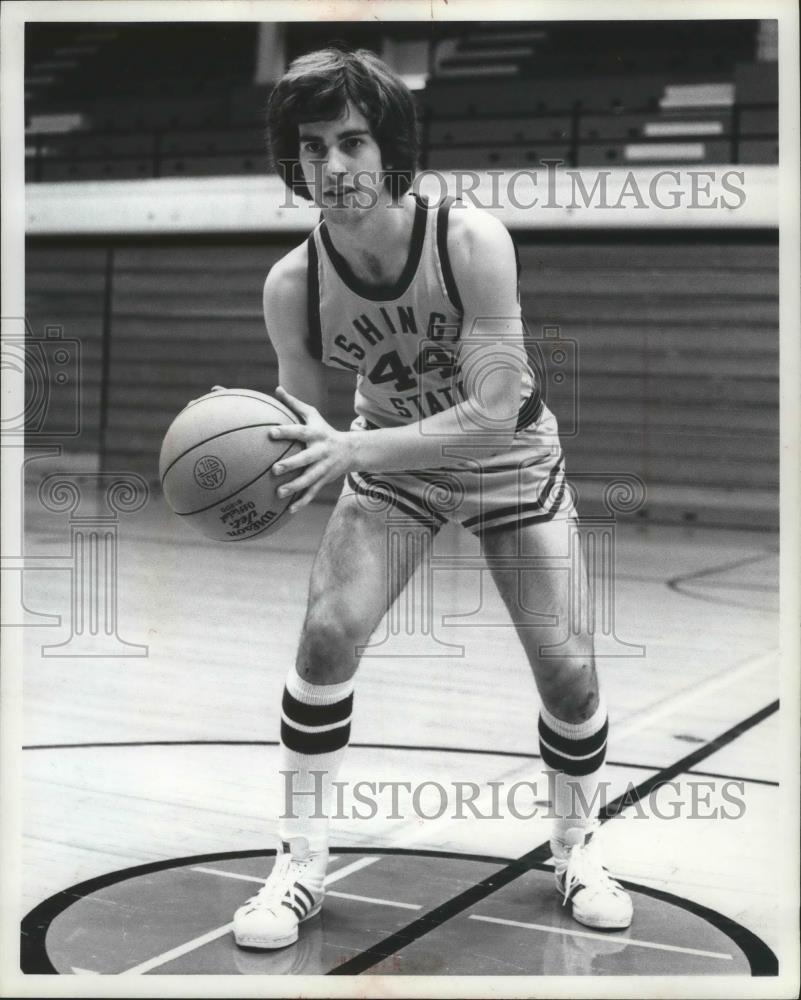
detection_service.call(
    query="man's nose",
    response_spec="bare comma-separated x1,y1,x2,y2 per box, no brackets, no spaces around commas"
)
324,146,348,177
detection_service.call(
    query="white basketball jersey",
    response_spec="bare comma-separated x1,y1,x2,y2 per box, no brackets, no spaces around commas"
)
305,194,548,451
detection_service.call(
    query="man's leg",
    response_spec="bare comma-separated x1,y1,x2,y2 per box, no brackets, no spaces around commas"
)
280,487,429,849
234,487,431,949
480,514,632,930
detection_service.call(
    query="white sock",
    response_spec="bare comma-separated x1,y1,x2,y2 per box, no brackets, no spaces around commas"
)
538,699,609,846
278,667,354,854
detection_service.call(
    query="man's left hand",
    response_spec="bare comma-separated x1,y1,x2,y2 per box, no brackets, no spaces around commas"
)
268,386,356,512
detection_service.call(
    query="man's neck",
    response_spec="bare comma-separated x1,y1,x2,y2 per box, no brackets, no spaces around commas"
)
323,193,416,286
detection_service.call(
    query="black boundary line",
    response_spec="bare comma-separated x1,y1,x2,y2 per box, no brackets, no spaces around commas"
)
666,549,779,613
676,581,778,593
666,549,777,591
20,846,508,975
26,229,779,249
681,769,778,788
20,845,776,977
328,700,780,976
664,588,778,614
19,739,779,787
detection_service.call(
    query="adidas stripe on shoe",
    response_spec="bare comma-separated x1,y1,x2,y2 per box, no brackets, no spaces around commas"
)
552,826,633,931
233,838,327,950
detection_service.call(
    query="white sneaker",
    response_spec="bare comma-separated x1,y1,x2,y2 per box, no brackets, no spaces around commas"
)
233,837,327,950
552,826,633,931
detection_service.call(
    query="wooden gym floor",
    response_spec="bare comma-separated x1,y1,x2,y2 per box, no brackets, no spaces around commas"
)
17,483,783,978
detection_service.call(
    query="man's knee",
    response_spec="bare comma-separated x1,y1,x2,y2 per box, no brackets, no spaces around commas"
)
296,604,365,683
537,657,599,722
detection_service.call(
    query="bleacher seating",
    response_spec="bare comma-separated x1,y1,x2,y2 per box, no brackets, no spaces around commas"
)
24,22,778,181
25,233,778,527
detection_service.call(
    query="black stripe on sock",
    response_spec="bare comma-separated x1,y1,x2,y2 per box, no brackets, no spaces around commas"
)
281,719,351,755
282,688,353,728
539,740,607,777
538,714,609,759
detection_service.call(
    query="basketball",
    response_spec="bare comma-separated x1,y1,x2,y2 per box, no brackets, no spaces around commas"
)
158,388,303,541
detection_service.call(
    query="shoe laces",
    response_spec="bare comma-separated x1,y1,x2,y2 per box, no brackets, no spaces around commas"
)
243,852,311,912
558,835,623,907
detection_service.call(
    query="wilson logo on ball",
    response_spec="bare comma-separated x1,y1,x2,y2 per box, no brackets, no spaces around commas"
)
193,456,226,490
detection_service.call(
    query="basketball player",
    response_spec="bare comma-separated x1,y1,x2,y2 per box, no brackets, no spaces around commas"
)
232,47,632,949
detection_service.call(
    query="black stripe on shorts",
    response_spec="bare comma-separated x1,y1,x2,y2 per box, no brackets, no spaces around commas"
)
515,391,544,431
464,451,566,535
463,477,564,535
475,493,568,537
348,472,444,529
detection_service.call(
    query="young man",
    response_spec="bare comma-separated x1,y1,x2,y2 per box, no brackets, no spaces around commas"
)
232,47,632,950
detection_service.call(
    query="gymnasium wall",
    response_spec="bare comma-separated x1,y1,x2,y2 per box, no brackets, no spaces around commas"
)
21,20,780,530
24,229,779,530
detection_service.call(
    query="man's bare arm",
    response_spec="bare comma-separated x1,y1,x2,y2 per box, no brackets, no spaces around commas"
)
263,244,328,414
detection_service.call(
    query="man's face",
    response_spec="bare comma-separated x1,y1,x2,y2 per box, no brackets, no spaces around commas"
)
298,101,385,211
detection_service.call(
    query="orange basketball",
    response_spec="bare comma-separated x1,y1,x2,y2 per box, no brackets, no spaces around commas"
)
158,388,303,541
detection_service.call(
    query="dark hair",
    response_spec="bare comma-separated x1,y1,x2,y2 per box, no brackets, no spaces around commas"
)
266,46,419,201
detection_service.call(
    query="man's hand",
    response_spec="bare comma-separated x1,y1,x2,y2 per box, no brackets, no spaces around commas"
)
269,386,357,512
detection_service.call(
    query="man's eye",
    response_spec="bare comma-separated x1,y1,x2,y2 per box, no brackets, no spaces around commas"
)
302,142,321,154
344,137,362,149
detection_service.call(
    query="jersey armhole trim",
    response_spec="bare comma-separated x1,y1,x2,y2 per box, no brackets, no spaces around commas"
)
306,232,323,361
512,237,522,304
436,197,464,314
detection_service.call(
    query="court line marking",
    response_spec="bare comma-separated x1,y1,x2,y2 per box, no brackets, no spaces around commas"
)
19,739,780,786
191,866,263,885
325,855,381,885
327,890,420,911
610,648,777,744
666,550,776,589
191,854,375,888
120,923,234,976
119,855,382,975
191,864,421,910
468,913,732,960
666,550,778,611
329,700,780,976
